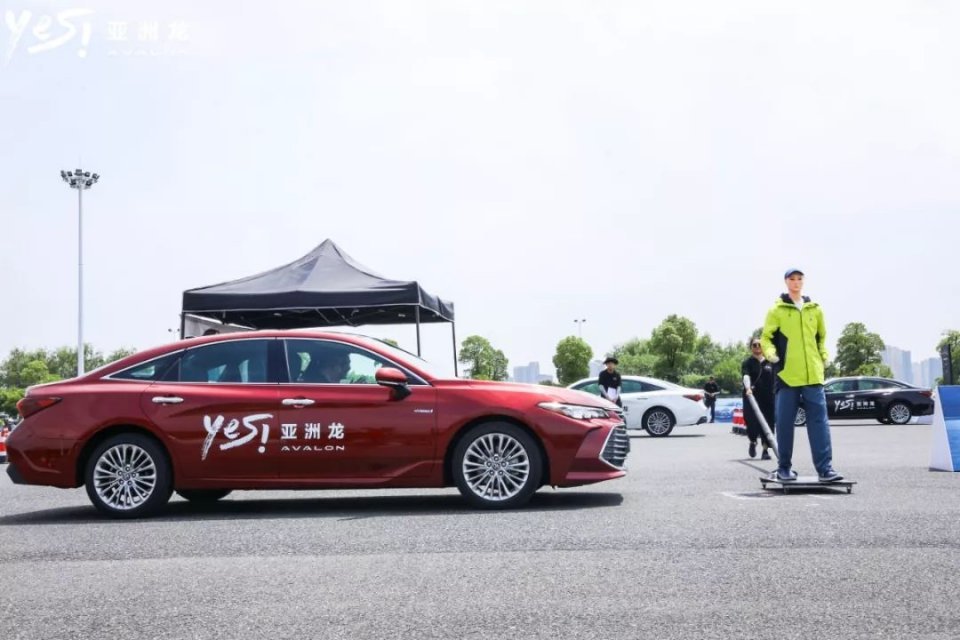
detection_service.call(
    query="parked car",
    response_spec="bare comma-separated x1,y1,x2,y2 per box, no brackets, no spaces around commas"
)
794,376,935,426
7,332,629,518
567,375,709,437
0,423,9,463
713,397,744,423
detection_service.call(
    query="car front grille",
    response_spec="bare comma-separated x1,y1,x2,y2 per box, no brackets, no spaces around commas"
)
600,425,630,469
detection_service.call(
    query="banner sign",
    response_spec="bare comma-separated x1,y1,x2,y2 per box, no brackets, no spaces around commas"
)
941,344,954,386
930,386,960,472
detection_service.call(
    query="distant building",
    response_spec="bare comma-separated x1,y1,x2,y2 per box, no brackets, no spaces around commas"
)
913,357,943,387
513,362,541,384
923,357,943,387
882,346,913,383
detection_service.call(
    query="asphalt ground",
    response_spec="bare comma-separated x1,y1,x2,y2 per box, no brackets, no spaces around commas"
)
1,420,958,640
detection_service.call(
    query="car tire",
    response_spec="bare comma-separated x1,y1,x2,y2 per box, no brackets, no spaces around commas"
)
84,433,172,519
643,408,675,437
453,422,542,509
887,402,912,425
794,407,807,427
176,489,232,503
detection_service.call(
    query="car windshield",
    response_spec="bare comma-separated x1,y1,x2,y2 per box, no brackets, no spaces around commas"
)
365,339,452,379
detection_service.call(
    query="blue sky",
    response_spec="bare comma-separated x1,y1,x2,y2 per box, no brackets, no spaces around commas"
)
2,0,957,377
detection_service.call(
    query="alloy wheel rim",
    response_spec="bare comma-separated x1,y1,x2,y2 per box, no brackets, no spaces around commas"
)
93,444,157,510
890,404,910,424
795,409,806,425
647,412,671,435
462,433,530,501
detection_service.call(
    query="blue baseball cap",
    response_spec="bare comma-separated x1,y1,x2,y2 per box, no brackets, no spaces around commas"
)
784,268,804,278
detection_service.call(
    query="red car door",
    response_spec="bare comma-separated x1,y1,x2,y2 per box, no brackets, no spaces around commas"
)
275,338,437,481
140,338,281,482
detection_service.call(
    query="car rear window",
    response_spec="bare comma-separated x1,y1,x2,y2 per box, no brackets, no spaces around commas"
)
111,352,181,382
180,340,270,384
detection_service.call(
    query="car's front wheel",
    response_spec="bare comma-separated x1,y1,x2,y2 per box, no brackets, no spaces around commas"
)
176,489,232,503
84,433,172,518
453,422,542,509
643,408,675,437
887,402,913,425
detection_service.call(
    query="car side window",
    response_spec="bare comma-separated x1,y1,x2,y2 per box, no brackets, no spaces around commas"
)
859,379,896,391
622,380,646,394
179,340,270,384
824,382,840,393
284,339,398,385
111,352,181,382
576,381,600,395
640,382,664,392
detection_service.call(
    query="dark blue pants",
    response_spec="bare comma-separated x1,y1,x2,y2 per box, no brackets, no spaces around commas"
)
775,384,834,475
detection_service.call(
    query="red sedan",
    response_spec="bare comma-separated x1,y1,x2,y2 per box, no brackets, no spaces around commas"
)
7,331,629,517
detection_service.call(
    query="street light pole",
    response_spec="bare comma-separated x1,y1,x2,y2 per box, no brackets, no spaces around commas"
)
61,169,100,376
574,318,586,338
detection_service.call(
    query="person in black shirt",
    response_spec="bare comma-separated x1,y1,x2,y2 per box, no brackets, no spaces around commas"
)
742,339,776,459
703,376,720,423
598,357,622,407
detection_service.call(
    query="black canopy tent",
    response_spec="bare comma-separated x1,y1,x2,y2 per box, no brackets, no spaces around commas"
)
180,240,457,374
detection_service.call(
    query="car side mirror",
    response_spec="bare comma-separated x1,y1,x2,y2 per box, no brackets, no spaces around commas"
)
375,367,411,400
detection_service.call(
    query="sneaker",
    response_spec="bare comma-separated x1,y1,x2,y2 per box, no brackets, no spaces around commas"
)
760,450,771,461
748,442,757,458
776,468,798,481
819,469,844,483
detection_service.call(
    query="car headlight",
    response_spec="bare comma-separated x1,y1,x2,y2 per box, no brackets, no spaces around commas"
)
538,402,610,420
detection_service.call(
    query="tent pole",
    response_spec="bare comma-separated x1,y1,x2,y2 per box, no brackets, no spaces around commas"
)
451,321,458,377
179,313,186,339
415,306,422,356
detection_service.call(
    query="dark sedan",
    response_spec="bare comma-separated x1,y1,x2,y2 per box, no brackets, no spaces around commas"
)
795,376,935,425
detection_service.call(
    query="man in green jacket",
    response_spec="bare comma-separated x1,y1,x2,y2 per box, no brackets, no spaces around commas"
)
760,268,843,482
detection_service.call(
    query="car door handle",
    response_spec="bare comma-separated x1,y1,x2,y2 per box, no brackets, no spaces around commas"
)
282,398,316,407
151,396,184,405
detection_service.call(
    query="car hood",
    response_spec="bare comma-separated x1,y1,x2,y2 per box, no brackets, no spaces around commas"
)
440,379,617,409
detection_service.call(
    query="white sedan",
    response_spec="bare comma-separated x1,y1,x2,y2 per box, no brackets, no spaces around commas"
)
567,375,710,437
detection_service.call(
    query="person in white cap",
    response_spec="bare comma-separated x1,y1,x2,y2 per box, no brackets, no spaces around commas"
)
759,268,843,482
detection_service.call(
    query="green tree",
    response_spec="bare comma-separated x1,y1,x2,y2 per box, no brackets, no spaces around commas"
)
648,315,698,382
0,348,49,387
553,336,593,386
19,360,59,387
834,322,886,376
853,362,894,377
689,334,723,376
713,356,745,393
0,387,24,417
458,335,509,381
0,346,137,417
489,350,508,382
936,330,960,386
610,338,657,376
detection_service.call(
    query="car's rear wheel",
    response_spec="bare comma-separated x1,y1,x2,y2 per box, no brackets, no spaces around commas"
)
176,489,232,503
887,402,912,425
84,433,172,519
643,408,675,437
453,422,542,509
794,407,807,426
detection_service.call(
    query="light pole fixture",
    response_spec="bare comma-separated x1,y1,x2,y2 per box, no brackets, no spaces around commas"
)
61,168,100,376
574,318,586,338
